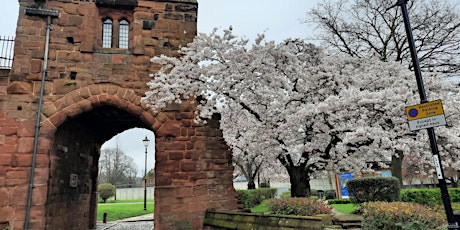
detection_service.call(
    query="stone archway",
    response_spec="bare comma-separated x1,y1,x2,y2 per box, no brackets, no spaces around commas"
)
38,85,238,229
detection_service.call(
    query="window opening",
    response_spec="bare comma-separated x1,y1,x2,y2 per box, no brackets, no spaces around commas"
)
102,18,113,48
119,19,129,49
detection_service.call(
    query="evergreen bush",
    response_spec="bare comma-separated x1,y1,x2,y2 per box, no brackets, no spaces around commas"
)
98,183,116,203
327,199,353,204
346,176,400,204
236,188,277,208
400,188,460,206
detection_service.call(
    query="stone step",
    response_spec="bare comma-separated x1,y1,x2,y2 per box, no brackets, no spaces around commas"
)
341,222,362,229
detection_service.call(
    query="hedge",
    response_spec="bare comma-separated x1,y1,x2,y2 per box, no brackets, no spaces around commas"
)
346,176,400,204
236,188,277,208
400,188,460,206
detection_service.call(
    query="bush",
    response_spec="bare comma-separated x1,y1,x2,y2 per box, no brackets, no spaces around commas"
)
324,190,337,199
400,188,460,206
236,188,277,208
450,188,460,202
98,183,116,203
346,176,400,204
266,198,332,216
327,199,353,204
279,189,336,199
361,201,445,230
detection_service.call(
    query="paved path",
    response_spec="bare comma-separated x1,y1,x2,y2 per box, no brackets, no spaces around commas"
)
95,214,153,230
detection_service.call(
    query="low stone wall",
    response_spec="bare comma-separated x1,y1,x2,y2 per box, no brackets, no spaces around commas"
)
203,210,332,230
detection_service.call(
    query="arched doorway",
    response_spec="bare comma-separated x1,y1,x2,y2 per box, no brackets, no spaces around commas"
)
39,86,237,229
46,105,151,229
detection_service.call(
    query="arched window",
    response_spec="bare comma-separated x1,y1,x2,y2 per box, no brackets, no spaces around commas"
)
102,18,113,48
119,19,129,49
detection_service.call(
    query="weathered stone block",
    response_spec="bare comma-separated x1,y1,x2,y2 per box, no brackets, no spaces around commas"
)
67,15,83,27
157,121,181,137
6,82,32,95
180,162,196,172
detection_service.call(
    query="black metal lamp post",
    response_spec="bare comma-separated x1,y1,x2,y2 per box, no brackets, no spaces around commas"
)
142,136,150,211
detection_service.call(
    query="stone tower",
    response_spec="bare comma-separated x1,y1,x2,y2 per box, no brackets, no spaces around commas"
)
0,0,238,229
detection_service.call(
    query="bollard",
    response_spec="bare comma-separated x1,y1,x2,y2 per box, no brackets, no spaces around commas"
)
103,213,107,223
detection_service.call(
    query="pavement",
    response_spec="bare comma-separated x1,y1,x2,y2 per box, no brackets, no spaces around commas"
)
95,214,154,230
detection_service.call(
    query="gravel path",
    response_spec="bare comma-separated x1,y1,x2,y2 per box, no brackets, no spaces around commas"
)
96,221,153,230
95,214,153,230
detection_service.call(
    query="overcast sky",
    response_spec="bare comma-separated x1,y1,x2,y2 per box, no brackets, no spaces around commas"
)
0,0,319,176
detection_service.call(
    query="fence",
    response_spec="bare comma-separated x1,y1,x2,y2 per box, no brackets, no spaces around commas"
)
0,36,14,69
110,186,155,201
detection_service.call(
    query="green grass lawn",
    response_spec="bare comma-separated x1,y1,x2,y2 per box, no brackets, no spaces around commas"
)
250,201,270,213
98,199,154,203
97,202,154,221
330,203,358,214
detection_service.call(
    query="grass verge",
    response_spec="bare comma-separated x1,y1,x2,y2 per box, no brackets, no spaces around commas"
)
250,201,270,213
330,203,358,214
97,203,154,221
98,199,154,203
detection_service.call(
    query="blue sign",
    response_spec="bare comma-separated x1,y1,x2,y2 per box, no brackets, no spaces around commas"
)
339,172,354,198
380,171,392,177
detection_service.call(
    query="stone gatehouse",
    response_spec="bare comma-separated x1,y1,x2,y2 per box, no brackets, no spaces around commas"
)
0,0,238,229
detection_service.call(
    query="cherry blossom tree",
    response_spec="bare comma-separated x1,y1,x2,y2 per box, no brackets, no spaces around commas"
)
220,107,271,189
307,0,460,74
143,28,460,197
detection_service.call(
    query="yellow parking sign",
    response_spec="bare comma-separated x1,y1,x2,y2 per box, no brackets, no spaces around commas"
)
405,100,444,121
405,100,446,131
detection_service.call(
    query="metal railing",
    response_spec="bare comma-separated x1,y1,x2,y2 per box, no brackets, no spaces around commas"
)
0,36,14,69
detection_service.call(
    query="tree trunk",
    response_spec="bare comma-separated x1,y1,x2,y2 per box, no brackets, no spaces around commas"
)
391,150,404,187
288,165,311,197
247,180,256,189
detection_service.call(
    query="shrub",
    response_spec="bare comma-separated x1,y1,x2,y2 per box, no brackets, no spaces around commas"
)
325,190,337,199
327,199,353,204
98,183,116,203
400,188,460,206
266,197,332,216
361,201,445,230
236,188,277,208
311,189,337,199
279,189,336,199
346,176,400,204
449,188,460,202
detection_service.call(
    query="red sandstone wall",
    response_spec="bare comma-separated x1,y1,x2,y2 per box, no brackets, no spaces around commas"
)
0,0,238,229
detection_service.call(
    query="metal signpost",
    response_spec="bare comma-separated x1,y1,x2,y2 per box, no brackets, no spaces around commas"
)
392,0,459,228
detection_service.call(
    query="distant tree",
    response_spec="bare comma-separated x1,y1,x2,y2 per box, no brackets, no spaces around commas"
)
307,0,460,74
99,147,138,186
144,168,155,187
402,153,428,186
98,183,115,203
221,107,273,189
444,169,459,188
